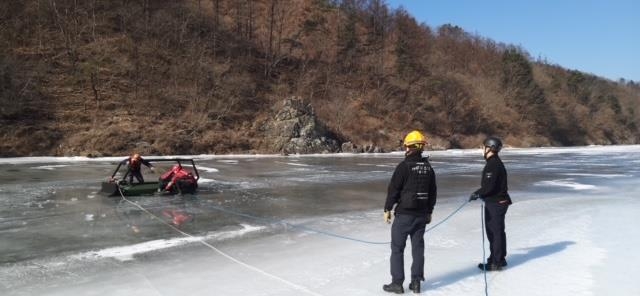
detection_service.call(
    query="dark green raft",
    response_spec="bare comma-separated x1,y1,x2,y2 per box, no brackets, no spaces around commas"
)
100,158,200,197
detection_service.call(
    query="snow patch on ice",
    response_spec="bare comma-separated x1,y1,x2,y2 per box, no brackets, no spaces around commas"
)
71,224,265,262
197,177,216,183
535,179,596,190
561,173,630,178
30,164,70,170
278,161,311,167
197,166,220,173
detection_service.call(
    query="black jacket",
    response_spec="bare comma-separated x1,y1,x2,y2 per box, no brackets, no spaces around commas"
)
120,157,153,172
474,154,512,204
385,153,437,216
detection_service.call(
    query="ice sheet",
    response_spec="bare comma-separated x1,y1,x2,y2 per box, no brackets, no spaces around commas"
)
1,145,639,295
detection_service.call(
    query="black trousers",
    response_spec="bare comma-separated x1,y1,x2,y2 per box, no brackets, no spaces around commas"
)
128,169,144,184
484,201,509,264
390,214,428,284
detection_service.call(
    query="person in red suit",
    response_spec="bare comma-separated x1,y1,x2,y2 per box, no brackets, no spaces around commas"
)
159,164,197,193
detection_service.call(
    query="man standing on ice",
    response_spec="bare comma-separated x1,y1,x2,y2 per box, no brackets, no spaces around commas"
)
120,153,154,184
383,130,437,294
469,136,512,271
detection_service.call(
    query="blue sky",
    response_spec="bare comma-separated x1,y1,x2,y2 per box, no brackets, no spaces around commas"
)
385,0,640,82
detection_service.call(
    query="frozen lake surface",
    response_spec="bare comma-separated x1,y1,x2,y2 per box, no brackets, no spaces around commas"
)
1,146,639,295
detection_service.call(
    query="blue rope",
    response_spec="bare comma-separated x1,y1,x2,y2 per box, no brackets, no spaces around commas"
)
202,199,490,294
425,200,468,233
204,199,469,245
205,203,390,244
481,202,489,296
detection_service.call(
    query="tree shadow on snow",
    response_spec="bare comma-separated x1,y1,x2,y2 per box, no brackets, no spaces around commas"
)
425,241,576,290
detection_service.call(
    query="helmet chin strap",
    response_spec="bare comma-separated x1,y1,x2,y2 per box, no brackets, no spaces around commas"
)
405,147,421,156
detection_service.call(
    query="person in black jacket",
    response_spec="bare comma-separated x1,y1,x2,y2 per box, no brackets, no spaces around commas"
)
120,153,154,184
469,136,512,271
383,130,437,294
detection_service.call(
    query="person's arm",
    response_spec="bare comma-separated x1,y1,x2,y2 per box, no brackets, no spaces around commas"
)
426,170,437,214
141,158,153,169
160,170,174,182
384,163,406,212
165,174,179,191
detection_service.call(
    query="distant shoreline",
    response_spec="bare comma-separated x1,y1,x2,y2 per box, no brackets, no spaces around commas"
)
3,144,640,164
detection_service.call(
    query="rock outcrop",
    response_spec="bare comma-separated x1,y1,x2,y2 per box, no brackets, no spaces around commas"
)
263,98,340,154
340,141,361,153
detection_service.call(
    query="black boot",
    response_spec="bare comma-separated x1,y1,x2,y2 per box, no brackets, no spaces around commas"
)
477,263,502,271
383,282,404,294
487,258,508,267
409,279,421,293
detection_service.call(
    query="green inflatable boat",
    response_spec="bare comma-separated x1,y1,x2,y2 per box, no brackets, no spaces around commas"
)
100,158,200,197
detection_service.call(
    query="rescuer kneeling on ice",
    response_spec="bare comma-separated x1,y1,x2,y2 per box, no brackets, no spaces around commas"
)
383,130,437,294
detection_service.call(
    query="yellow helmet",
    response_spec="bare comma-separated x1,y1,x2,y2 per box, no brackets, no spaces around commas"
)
403,130,427,147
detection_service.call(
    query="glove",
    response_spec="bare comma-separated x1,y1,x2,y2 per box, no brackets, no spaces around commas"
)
469,192,480,202
426,214,432,224
383,210,392,224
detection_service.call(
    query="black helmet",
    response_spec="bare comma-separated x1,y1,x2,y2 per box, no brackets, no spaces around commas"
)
483,136,503,153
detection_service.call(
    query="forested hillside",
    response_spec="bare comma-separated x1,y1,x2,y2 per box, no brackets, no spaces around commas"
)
1,0,639,156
